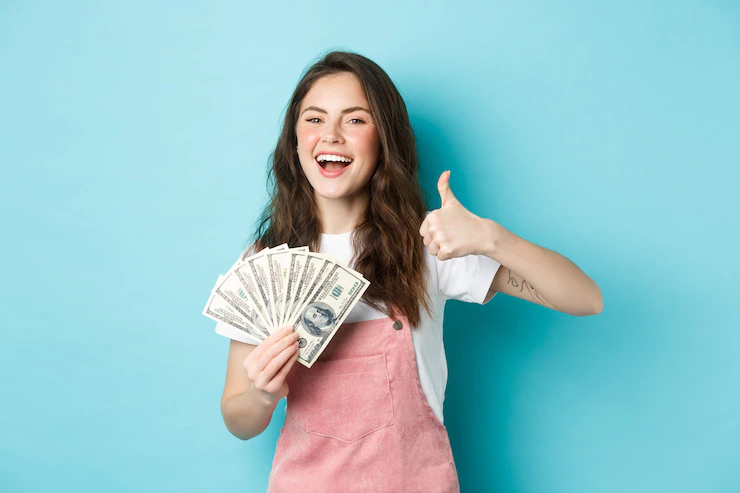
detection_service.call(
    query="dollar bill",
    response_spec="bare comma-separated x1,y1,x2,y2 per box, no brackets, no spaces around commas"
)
214,268,271,338
282,252,364,328
266,247,308,331
280,251,308,328
202,277,264,340
284,253,331,328
206,244,370,363
290,262,370,367
227,245,275,273
229,245,288,334
245,252,278,332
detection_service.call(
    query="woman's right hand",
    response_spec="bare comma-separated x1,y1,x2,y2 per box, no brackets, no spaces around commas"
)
242,326,300,407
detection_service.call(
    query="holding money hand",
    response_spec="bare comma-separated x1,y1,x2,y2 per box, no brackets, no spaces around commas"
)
243,326,300,407
203,244,370,367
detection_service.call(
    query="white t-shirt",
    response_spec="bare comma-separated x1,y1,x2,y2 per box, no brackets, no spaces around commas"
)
215,231,501,424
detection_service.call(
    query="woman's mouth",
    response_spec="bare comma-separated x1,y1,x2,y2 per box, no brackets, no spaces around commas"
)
316,154,353,178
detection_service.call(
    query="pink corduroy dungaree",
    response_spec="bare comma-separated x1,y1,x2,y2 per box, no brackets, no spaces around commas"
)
267,315,460,493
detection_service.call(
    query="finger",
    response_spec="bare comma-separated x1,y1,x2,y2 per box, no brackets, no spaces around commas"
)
248,326,295,363
256,330,299,371
257,339,299,388
419,216,429,238
428,240,440,256
246,328,296,377
437,245,451,261
437,170,457,207
421,232,432,246
267,348,300,391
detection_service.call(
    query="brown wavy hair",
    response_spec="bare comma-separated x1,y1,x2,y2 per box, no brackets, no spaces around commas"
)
252,50,431,328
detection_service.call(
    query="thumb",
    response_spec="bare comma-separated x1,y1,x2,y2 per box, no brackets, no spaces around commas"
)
437,170,458,207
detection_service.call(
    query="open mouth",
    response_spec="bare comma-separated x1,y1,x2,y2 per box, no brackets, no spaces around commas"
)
316,154,353,171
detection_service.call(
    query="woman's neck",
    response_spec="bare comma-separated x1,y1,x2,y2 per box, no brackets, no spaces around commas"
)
314,191,368,235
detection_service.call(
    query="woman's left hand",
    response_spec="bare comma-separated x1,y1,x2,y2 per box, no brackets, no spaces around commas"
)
419,171,498,261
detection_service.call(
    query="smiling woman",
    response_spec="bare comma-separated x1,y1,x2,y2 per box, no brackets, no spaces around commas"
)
296,73,380,204
215,50,602,493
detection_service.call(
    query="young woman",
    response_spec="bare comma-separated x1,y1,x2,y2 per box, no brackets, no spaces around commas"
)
217,51,603,493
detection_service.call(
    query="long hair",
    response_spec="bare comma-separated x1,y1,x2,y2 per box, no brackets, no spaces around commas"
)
253,50,431,328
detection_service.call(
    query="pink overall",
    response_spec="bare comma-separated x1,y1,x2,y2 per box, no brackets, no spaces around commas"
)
267,316,460,493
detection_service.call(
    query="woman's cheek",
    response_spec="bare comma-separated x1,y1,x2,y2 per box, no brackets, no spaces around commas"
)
296,125,319,147
357,127,380,154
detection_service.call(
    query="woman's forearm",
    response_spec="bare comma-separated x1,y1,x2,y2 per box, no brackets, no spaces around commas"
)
221,383,279,441
484,220,603,315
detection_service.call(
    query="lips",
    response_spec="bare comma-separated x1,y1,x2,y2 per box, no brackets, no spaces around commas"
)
317,159,349,171
316,158,350,178
315,155,352,178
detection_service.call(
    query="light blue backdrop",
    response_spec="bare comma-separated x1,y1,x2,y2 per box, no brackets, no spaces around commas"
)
1,1,738,492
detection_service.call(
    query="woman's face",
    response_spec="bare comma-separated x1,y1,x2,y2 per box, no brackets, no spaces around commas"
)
295,72,381,202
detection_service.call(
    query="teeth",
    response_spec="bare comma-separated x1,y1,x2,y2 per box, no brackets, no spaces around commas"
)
316,154,353,163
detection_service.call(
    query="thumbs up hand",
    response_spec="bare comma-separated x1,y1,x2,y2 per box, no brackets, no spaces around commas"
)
419,171,495,261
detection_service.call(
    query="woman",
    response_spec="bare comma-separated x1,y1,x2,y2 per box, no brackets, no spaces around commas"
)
217,51,603,493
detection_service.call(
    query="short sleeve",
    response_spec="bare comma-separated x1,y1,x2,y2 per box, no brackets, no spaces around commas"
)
435,253,501,304
214,321,260,345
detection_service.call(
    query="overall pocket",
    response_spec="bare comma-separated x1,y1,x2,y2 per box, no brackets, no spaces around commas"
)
295,353,394,443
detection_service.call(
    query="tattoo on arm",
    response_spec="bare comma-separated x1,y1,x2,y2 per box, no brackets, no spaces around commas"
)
507,269,548,306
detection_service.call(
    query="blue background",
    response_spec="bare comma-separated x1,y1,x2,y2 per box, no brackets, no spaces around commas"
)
1,1,738,492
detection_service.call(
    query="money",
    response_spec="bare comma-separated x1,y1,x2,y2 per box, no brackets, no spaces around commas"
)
290,263,369,367
285,254,331,329
266,248,309,329
202,276,264,340
203,245,370,367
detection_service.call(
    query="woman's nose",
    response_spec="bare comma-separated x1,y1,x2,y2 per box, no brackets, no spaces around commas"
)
321,121,344,143
322,133,342,144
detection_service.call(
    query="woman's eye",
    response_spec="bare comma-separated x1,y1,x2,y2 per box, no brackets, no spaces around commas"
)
305,117,364,124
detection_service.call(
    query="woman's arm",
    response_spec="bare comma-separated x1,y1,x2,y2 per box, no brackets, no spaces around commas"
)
419,171,603,317
481,222,603,316
221,329,300,440
221,341,275,440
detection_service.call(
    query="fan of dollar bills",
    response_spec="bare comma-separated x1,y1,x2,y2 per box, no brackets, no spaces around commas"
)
203,244,370,368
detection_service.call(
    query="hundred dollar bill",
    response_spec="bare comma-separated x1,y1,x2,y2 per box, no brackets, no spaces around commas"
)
291,262,370,367
282,252,312,327
266,247,309,331
245,251,278,332
284,253,331,329
288,250,363,323
214,269,271,338
214,317,261,345
227,245,275,273
203,277,264,340
310,252,350,269
230,244,289,334
288,254,333,324
280,251,308,328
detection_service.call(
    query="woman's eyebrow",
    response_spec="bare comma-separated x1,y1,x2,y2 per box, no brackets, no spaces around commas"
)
301,106,370,115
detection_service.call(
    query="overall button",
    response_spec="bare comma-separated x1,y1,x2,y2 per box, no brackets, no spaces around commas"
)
392,320,403,331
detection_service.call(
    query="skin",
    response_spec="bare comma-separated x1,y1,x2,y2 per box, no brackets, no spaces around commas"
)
419,171,604,316
295,72,381,234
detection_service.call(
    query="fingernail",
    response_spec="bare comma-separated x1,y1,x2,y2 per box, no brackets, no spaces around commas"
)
284,326,293,334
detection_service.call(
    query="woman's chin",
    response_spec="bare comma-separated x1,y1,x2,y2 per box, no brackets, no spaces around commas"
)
314,185,364,202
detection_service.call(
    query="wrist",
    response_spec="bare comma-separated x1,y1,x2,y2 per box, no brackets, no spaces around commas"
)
247,382,280,410
480,218,504,258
